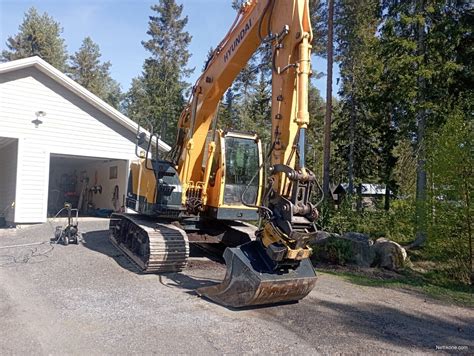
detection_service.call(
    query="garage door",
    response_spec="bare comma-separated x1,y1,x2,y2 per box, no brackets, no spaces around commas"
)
0,137,18,223
48,154,128,217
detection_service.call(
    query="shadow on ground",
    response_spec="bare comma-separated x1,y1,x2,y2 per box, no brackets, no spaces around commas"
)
163,272,219,291
259,296,474,352
81,229,222,292
81,230,140,273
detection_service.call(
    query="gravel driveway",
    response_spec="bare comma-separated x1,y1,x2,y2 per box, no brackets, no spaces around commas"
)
0,219,472,355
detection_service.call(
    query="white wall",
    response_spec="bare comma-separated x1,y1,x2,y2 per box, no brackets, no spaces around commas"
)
15,138,49,222
0,67,140,222
0,140,18,222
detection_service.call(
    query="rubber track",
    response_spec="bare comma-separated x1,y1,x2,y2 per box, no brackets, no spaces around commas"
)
109,214,189,273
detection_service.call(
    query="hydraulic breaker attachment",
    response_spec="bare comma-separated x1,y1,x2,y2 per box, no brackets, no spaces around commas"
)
197,241,317,308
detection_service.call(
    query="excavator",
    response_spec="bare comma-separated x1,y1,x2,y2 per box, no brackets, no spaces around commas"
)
109,0,320,308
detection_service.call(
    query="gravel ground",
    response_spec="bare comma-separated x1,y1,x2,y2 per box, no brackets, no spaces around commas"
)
0,218,472,355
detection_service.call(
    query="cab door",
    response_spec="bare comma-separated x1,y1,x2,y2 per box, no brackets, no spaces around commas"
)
206,131,263,220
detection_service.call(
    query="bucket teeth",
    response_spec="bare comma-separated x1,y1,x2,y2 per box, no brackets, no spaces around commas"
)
197,241,317,308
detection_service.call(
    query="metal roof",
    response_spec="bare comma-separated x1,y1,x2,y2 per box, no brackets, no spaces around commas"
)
335,183,390,196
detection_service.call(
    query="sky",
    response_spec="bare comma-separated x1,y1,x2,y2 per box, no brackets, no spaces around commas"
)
0,0,339,99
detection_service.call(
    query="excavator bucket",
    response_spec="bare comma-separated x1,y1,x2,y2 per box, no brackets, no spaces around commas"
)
197,241,317,308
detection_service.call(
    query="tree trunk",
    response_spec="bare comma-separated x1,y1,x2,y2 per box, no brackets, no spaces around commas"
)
384,184,391,211
463,171,473,283
356,182,363,212
384,110,393,211
348,93,356,195
414,111,427,246
409,0,427,249
323,0,334,201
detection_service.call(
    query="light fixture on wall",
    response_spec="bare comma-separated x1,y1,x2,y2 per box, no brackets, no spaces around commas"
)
32,111,46,128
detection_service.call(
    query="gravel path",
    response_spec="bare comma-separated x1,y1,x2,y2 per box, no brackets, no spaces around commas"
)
0,219,472,355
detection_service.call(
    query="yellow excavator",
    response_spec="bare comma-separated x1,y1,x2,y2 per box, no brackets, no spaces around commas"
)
109,0,319,308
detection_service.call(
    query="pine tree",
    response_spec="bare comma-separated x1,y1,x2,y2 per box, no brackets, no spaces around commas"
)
310,0,328,56
202,46,215,72
246,71,271,146
234,59,258,99
322,0,334,200
231,0,244,11
426,108,473,283
377,0,470,246
1,7,68,71
123,77,148,125
306,83,326,182
126,0,193,144
333,0,382,199
69,37,122,109
228,0,328,154
229,56,259,133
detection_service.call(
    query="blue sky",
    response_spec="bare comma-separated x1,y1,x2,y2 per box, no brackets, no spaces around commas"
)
0,0,339,99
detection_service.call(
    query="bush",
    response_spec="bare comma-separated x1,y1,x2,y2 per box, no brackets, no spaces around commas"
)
425,112,473,284
318,198,415,244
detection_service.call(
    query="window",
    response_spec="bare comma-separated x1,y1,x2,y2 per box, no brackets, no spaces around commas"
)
224,136,259,205
109,166,118,179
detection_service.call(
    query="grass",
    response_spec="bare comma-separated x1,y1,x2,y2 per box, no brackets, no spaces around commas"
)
317,266,474,307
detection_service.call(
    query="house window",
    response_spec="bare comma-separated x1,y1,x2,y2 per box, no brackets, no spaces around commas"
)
109,166,118,179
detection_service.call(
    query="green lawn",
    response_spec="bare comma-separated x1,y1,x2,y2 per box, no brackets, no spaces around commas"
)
318,267,474,307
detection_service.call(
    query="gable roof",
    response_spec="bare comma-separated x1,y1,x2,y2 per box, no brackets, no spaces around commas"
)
0,56,170,152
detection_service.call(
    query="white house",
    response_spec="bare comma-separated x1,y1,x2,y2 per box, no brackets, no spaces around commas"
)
0,56,169,224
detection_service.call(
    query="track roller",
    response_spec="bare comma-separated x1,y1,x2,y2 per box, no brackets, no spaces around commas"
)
109,213,189,273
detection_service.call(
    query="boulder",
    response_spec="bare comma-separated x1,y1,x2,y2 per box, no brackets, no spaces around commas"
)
311,232,407,270
372,237,407,270
341,232,375,267
310,230,335,243
311,231,375,267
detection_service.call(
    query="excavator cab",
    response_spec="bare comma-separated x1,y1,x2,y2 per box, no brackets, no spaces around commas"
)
205,130,263,221
223,134,260,206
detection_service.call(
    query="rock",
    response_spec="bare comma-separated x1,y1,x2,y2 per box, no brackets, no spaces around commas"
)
341,232,375,267
310,232,407,270
310,230,336,243
311,231,375,267
343,232,373,244
372,238,407,270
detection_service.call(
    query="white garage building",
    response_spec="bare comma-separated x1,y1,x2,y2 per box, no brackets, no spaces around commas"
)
0,56,168,224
